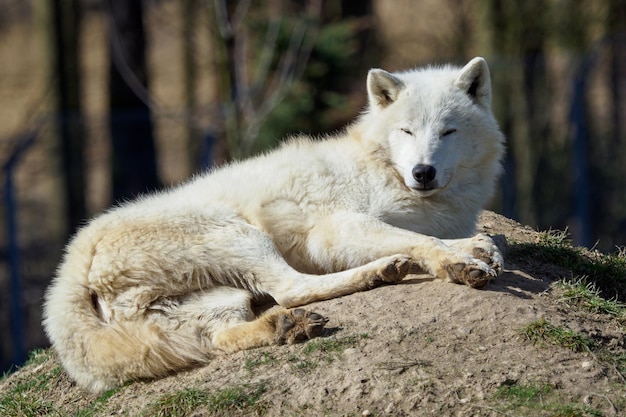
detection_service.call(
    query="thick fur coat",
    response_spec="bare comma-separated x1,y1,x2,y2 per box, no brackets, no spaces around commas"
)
44,57,505,392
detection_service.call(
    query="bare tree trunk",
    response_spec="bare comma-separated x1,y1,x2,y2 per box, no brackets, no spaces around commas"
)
182,0,202,172
481,0,553,230
108,0,160,202
480,0,517,220
208,0,239,162
607,0,626,247
50,0,86,236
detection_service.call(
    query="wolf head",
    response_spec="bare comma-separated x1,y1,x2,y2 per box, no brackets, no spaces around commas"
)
361,57,504,203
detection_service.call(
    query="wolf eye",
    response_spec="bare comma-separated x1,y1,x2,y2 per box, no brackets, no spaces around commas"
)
442,128,457,137
400,128,413,135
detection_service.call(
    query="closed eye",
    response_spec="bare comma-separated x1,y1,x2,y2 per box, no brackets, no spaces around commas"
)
442,128,457,137
400,128,413,135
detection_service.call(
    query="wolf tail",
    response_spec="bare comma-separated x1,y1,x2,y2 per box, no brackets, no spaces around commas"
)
42,225,208,393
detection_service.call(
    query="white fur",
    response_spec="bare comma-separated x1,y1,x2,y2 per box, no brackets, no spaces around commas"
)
44,57,505,392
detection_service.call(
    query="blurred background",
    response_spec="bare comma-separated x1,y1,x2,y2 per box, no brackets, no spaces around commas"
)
0,0,624,373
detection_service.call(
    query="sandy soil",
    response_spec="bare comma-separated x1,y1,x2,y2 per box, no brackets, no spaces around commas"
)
1,211,624,417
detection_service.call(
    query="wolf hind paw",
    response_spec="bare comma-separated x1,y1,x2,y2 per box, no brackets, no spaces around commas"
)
274,308,328,345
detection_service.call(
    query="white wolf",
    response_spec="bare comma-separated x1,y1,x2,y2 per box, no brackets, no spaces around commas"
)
44,57,505,393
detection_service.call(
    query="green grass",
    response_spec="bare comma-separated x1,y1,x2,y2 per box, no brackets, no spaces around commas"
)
0,396,61,417
492,380,605,416
494,380,552,406
73,388,120,417
302,333,368,355
286,333,369,373
0,350,65,417
1,349,53,381
522,318,597,352
142,388,210,417
288,355,318,372
551,404,605,417
509,229,626,301
522,315,626,392
555,278,626,319
24,349,51,368
244,352,277,372
141,383,267,417
0,347,123,417
207,383,267,414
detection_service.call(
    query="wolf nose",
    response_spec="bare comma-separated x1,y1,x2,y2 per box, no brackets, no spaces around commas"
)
412,164,436,186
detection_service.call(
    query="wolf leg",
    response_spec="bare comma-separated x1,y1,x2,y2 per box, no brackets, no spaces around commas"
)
267,254,412,307
99,214,412,313
152,287,328,354
126,214,413,307
301,212,501,288
212,307,328,353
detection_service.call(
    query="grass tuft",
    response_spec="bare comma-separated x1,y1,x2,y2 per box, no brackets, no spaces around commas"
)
556,277,626,319
492,380,605,416
141,382,267,417
74,388,120,417
24,349,52,368
509,229,626,301
303,333,368,355
522,318,596,352
207,383,267,414
142,388,209,417
244,352,277,372
494,380,552,406
0,351,64,417
287,334,368,373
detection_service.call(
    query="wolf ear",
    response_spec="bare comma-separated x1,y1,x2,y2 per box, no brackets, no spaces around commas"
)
367,69,405,110
455,57,492,109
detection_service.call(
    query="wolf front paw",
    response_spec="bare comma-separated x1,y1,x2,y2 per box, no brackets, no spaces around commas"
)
274,308,328,345
445,259,497,289
443,234,504,287
468,234,504,276
471,246,503,277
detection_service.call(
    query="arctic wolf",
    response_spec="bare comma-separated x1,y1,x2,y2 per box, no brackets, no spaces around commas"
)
44,57,505,392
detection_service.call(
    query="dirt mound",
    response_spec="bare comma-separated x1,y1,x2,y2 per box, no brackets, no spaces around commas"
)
1,211,624,416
